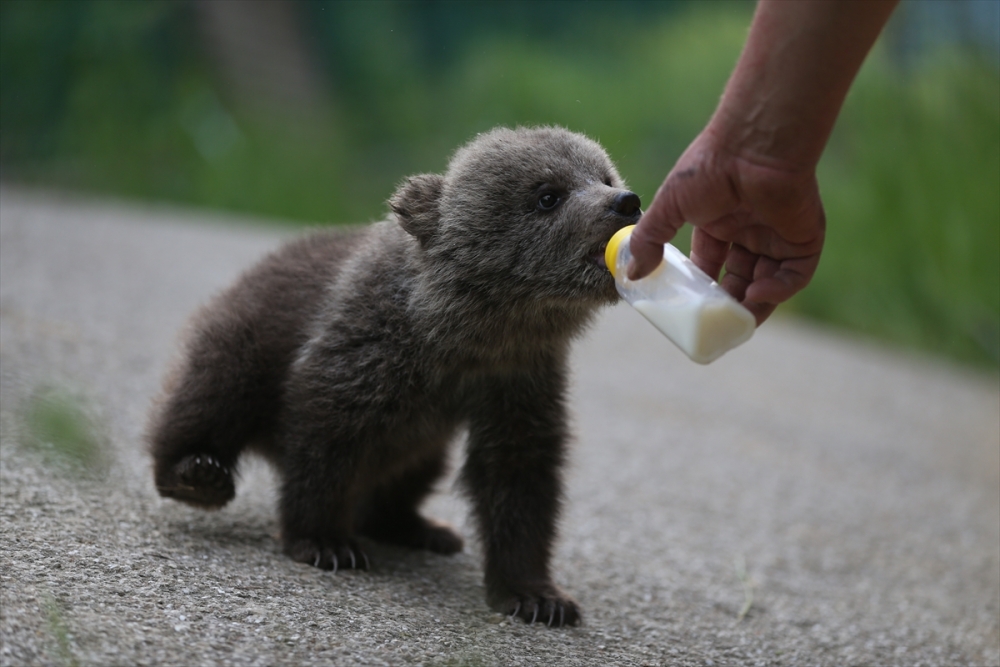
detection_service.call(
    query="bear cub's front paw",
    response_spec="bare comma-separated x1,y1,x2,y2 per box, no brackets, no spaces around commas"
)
286,537,370,573
493,585,581,627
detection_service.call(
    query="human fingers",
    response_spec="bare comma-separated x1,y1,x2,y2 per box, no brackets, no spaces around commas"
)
731,251,819,325
740,300,778,325
720,243,759,297
744,252,820,305
741,253,782,325
689,226,730,282
716,246,788,325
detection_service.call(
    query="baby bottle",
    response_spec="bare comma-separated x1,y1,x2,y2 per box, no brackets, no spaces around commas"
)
604,225,755,364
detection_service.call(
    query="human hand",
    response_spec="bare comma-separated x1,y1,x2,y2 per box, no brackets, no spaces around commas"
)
625,0,897,326
627,130,826,325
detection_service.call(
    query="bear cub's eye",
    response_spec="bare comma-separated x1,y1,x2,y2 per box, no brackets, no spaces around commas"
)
537,192,561,211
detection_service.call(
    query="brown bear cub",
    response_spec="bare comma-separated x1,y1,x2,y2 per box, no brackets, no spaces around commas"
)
148,126,641,627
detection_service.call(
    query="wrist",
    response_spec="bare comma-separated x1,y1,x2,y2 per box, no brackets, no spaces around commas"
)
702,9,832,172
705,0,899,172
701,108,819,177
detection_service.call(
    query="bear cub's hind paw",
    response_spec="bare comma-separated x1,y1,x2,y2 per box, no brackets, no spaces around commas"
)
360,514,463,555
416,519,464,555
286,537,370,573
156,454,235,509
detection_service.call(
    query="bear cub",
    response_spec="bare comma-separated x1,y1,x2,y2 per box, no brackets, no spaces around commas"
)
148,126,641,627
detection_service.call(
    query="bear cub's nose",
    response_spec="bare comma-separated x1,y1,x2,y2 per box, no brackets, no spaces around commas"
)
611,191,641,218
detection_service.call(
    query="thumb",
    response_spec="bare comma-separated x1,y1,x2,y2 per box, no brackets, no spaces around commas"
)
627,178,685,280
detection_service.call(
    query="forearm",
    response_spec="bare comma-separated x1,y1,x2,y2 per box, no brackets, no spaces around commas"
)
709,0,899,170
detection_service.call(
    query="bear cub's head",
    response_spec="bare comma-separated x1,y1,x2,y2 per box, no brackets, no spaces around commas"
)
389,126,640,307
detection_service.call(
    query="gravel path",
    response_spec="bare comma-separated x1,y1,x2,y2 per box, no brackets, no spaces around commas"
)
1,188,997,667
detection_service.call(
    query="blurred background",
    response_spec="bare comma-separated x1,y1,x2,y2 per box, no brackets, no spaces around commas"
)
1,0,998,370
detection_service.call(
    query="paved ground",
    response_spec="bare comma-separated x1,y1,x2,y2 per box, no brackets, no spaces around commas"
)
1,188,997,667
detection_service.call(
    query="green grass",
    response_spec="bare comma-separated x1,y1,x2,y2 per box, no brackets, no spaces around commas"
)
43,594,79,667
22,386,108,475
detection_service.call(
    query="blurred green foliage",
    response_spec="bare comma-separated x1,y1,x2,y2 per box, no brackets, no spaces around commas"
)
808,49,1000,368
22,386,108,475
1,0,997,369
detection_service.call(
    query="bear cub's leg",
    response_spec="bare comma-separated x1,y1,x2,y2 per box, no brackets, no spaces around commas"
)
149,364,254,510
278,435,369,571
149,292,288,510
462,365,581,627
279,423,462,572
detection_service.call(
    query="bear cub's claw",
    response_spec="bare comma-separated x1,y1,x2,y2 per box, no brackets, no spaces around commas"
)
498,587,581,627
156,454,235,509
286,537,370,573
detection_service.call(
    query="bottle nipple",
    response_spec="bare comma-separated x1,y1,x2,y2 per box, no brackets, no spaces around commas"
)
604,225,635,280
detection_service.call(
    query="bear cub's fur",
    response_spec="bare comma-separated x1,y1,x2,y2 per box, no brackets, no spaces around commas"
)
148,126,641,626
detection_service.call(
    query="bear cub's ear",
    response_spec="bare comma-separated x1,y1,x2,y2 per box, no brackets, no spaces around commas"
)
390,174,444,247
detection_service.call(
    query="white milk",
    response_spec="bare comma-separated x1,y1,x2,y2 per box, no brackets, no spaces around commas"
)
632,298,755,364
604,225,757,364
